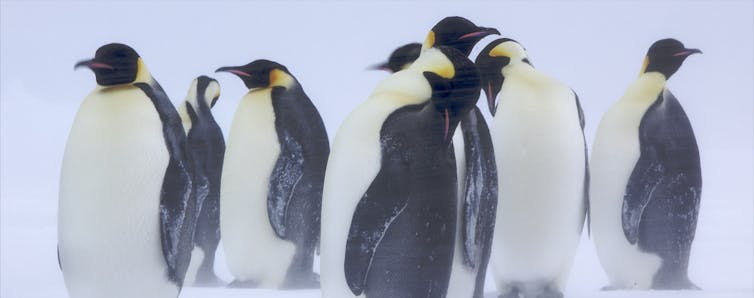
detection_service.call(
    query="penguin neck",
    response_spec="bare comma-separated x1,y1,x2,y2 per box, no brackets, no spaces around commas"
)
502,62,551,87
178,101,193,134
417,103,459,148
621,72,667,105
371,70,432,104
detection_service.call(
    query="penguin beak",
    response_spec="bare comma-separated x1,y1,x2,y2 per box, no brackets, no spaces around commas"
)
458,27,500,41
673,48,703,57
74,59,113,71
367,62,391,72
486,82,497,117
443,108,450,142
215,66,251,77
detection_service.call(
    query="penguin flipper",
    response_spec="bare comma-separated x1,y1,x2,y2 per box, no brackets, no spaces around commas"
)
574,90,590,236
135,82,197,286
267,130,305,239
57,245,62,270
622,151,663,245
459,107,498,269
344,156,410,296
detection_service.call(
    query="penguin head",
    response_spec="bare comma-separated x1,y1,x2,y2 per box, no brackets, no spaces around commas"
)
185,75,221,111
475,38,530,116
370,43,422,73
641,38,701,79
422,16,500,57
216,59,295,90
422,46,481,143
75,43,149,86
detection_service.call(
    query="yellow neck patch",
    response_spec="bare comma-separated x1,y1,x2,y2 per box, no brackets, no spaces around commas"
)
489,44,510,58
270,68,295,88
639,56,649,76
134,58,152,83
422,31,435,51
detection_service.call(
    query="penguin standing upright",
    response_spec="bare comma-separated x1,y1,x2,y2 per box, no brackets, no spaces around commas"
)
590,38,702,290
216,60,329,289
344,45,482,298
371,39,498,298
476,38,589,298
178,76,225,286
59,43,197,298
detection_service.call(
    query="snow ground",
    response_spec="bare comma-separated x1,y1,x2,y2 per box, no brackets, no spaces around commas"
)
1,1,753,298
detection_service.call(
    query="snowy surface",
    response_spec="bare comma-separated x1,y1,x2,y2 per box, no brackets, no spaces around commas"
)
1,1,752,298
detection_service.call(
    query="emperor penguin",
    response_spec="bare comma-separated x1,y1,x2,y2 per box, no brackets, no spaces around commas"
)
178,76,226,286
476,38,589,298
59,43,197,298
344,45,482,298
370,39,498,298
215,59,329,289
590,38,702,290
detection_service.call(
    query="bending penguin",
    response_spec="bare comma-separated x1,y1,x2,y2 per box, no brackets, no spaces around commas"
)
370,38,498,298
345,45,481,298
178,76,226,286
590,38,702,290
60,43,197,298
216,59,329,289
476,38,589,298
369,43,421,72
320,16,498,298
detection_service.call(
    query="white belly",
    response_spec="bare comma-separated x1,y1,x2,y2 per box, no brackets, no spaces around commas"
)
490,81,586,290
590,99,662,289
58,87,178,298
220,89,295,288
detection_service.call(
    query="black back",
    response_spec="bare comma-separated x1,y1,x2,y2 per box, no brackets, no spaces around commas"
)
266,80,330,287
622,89,702,289
134,81,197,288
345,103,459,298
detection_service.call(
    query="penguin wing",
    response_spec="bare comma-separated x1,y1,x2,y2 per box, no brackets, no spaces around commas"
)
344,153,410,296
135,82,196,286
267,86,329,242
267,129,305,239
459,107,498,269
574,90,590,236
622,89,702,245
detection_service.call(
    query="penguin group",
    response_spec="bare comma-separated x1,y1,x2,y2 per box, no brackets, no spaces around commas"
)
58,15,703,298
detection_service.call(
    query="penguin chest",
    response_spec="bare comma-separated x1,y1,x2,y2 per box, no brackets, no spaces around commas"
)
220,89,295,286
58,87,176,297
590,99,662,288
490,80,586,284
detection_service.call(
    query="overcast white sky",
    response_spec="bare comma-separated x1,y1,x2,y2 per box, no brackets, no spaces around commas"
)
1,0,752,297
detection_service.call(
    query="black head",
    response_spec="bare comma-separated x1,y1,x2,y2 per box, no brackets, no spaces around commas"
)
370,43,422,73
642,38,701,79
423,46,481,143
216,59,293,90
423,16,500,57
475,38,528,116
74,43,142,86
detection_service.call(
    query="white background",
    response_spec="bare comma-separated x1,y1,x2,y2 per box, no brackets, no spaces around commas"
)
1,1,752,297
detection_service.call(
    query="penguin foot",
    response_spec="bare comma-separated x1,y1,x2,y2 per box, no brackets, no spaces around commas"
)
192,273,225,287
282,272,320,289
535,289,563,298
600,285,620,291
227,279,259,288
653,278,701,290
498,287,521,298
